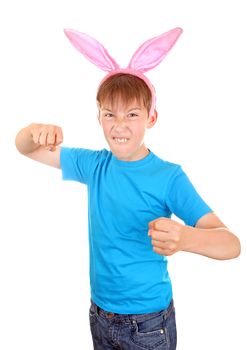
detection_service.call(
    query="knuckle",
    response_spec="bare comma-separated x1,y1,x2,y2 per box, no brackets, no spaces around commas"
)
32,134,39,143
57,135,63,143
173,234,180,243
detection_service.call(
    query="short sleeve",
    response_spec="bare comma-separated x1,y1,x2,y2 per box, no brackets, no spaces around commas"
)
166,166,213,226
60,147,101,184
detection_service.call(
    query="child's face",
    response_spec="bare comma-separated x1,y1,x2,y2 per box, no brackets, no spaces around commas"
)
98,99,157,161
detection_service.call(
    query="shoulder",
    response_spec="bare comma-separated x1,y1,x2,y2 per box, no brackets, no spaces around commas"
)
61,147,110,163
60,147,111,174
151,152,182,175
60,147,112,183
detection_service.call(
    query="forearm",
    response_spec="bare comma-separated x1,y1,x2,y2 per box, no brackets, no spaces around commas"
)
15,123,40,155
181,225,241,260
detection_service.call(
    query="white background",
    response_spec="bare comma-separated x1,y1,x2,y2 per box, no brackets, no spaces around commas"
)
0,0,246,349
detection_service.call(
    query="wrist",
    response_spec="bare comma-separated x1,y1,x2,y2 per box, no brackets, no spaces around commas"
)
180,224,197,253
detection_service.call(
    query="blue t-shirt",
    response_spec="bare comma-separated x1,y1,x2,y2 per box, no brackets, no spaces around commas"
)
60,148,212,314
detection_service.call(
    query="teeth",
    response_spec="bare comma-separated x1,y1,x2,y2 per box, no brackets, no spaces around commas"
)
114,138,128,143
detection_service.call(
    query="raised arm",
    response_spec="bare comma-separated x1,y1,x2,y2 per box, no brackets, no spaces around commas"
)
15,123,63,169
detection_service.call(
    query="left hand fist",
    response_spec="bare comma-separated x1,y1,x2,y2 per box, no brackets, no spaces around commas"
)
148,217,185,256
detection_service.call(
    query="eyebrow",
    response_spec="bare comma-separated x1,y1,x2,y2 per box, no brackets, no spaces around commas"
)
100,108,113,112
101,107,142,112
128,107,142,112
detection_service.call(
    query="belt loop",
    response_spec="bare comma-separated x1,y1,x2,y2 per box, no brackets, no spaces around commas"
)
91,299,99,315
96,304,100,316
163,299,174,321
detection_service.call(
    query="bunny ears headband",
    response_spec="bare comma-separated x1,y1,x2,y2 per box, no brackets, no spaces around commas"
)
64,27,183,115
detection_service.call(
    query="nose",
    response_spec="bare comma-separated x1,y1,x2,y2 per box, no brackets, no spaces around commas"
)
113,116,127,131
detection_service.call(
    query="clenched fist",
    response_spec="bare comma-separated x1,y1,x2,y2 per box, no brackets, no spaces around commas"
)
30,123,63,152
148,217,187,256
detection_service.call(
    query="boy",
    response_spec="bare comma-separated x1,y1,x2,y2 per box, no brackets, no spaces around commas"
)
15,29,240,350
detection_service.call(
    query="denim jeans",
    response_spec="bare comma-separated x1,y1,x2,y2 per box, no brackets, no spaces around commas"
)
89,299,177,349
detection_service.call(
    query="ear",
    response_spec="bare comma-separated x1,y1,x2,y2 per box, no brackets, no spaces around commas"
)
64,29,120,72
147,110,158,129
128,28,182,73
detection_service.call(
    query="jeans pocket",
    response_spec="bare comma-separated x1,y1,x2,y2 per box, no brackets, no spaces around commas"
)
131,313,169,350
164,307,177,350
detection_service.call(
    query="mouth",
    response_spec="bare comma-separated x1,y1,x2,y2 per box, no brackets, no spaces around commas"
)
112,137,129,144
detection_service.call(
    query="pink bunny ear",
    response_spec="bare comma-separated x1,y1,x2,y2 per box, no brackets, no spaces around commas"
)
128,28,183,73
64,29,120,72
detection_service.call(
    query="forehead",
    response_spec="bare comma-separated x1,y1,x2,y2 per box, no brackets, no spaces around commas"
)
100,97,145,111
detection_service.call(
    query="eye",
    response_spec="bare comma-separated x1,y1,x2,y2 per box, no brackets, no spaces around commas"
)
104,113,114,119
127,113,138,119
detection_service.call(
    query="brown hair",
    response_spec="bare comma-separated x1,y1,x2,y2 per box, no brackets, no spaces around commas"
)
96,73,152,112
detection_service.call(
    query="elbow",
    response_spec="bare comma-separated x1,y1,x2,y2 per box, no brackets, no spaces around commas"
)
15,133,24,154
222,235,241,260
233,236,241,259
